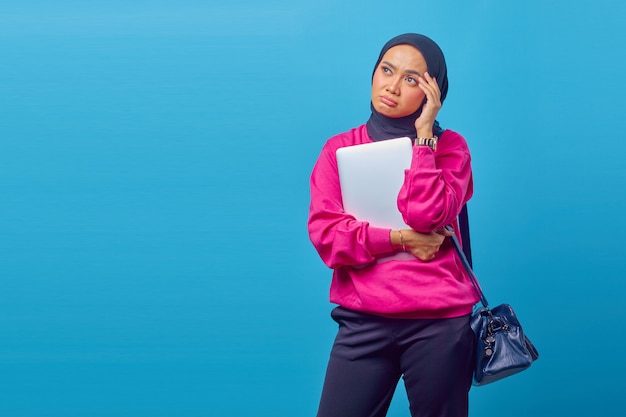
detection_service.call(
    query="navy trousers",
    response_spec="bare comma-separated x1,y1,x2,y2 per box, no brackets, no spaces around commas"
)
316,307,475,417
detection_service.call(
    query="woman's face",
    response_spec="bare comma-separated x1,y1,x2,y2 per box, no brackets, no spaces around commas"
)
371,44,428,118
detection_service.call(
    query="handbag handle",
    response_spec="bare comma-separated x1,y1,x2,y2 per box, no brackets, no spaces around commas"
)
445,225,490,308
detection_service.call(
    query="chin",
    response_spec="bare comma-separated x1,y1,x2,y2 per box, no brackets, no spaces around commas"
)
373,105,397,118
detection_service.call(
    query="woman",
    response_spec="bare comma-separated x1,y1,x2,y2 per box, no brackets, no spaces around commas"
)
307,34,479,417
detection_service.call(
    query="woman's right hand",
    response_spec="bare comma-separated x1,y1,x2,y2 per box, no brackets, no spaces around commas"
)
391,228,453,261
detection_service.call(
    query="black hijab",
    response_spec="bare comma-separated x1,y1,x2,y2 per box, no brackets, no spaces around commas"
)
366,33,448,141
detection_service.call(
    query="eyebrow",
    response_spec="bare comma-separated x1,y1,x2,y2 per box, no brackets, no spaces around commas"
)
381,61,422,77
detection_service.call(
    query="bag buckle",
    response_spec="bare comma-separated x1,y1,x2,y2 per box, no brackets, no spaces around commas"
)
482,318,510,357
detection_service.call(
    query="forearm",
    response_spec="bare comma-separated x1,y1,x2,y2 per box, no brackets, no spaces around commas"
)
398,140,472,232
309,215,393,268
308,147,395,268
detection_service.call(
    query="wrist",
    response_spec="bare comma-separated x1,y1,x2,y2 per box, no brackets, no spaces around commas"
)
417,128,434,138
415,135,438,151
390,229,406,251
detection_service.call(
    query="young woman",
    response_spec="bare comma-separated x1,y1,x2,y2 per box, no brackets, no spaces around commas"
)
308,34,479,417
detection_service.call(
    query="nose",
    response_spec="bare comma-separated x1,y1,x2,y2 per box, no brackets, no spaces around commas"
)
386,76,401,95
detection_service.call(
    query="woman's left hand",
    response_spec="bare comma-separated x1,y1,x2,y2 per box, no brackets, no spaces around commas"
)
414,72,442,138
392,228,452,262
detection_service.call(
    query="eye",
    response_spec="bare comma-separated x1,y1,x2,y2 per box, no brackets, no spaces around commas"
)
406,75,418,85
381,66,392,75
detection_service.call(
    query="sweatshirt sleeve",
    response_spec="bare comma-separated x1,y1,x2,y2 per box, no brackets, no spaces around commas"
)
397,131,473,233
307,142,394,269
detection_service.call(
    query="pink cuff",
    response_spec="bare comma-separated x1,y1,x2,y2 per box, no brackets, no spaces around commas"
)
411,145,437,170
367,227,394,255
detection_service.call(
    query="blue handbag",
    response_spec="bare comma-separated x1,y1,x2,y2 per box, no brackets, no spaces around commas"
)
448,223,539,386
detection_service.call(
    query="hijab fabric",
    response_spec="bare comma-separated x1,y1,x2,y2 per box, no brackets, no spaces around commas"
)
366,33,448,141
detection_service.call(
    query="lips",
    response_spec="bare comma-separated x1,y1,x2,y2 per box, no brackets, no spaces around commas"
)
380,96,397,107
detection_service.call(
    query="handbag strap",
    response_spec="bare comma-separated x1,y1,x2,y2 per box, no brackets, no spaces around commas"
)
459,204,473,268
446,212,489,308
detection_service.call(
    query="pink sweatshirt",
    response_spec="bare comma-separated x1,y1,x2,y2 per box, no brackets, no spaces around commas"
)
308,124,479,319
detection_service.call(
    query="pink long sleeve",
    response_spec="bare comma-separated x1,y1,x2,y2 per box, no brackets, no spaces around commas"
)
308,126,394,268
397,130,473,232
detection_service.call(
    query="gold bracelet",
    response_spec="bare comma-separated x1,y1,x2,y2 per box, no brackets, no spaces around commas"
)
398,230,406,251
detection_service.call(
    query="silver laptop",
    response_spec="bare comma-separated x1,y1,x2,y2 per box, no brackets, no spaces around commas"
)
336,137,415,263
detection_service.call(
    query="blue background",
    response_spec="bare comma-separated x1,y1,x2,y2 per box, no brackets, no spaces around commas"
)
2,1,625,416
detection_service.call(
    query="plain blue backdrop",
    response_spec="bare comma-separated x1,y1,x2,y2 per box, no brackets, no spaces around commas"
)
2,1,625,416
